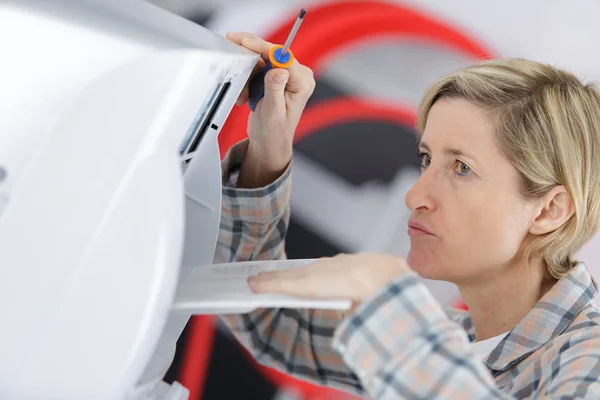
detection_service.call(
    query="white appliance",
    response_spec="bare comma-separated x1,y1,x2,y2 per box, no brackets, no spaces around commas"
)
0,1,258,399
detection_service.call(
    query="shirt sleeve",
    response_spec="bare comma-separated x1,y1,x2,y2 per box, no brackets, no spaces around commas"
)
214,139,364,396
331,273,600,399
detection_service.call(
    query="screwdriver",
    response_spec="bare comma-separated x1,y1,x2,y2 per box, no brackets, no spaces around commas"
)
247,8,307,112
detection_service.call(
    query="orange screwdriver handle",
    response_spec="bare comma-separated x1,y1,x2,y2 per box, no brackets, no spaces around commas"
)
248,45,295,111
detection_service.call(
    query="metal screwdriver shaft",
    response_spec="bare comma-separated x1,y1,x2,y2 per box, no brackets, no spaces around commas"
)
247,8,308,111
282,8,307,56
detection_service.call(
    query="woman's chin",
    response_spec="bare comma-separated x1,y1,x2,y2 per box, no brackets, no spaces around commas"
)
407,250,441,280
407,251,461,282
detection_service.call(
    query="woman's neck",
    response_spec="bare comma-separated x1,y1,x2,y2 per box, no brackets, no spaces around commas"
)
457,259,556,342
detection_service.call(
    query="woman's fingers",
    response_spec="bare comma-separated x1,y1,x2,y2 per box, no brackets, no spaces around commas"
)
248,268,309,295
247,260,338,298
226,32,274,62
226,32,315,106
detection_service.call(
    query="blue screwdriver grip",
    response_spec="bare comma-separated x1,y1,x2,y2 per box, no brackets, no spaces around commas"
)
248,61,273,112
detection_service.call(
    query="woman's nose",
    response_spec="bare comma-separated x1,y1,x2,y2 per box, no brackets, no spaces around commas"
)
405,169,436,212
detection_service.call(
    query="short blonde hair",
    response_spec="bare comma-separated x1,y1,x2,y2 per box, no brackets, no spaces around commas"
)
418,58,600,279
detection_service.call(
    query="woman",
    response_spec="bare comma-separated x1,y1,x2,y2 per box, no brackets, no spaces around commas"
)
214,32,600,398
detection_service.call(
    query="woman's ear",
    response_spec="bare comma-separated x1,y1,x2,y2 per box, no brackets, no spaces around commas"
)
529,186,575,235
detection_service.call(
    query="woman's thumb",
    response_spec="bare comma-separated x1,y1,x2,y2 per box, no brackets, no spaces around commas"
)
261,68,289,113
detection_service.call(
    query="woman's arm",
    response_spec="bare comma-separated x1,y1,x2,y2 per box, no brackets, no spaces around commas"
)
246,248,600,399
213,140,364,396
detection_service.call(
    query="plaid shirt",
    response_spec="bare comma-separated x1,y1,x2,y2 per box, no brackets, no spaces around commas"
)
214,140,600,399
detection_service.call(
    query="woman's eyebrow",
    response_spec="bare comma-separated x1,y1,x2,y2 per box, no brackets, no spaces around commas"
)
418,141,477,162
444,147,475,160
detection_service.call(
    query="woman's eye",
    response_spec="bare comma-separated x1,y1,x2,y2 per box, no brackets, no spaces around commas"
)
419,152,431,168
457,161,472,176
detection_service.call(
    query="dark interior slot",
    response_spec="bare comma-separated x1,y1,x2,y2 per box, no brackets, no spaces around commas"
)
187,81,231,155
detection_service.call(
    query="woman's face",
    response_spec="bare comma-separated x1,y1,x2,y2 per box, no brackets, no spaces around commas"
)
405,97,536,283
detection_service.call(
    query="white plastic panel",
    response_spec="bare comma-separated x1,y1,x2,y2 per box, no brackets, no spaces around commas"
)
0,49,242,399
0,193,7,219
0,1,258,399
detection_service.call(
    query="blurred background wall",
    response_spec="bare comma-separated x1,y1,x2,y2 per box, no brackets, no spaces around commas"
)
147,1,600,399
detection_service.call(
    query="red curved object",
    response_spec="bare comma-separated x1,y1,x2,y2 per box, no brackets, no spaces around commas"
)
295,97,417,143
178,316,216,400
264,1,494,71
217,0,496,158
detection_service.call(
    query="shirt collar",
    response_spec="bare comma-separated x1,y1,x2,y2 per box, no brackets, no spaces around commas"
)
481,263,599,371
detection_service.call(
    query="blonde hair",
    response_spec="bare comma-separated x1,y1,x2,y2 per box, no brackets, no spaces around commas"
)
418,58,600,279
